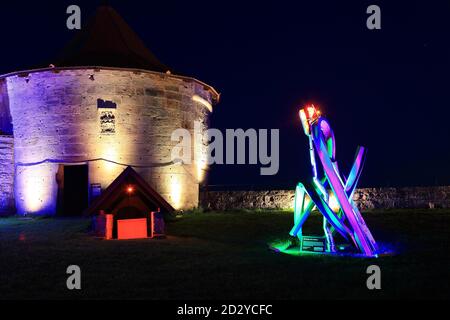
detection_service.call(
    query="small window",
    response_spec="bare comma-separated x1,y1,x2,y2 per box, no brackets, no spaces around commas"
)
97,99,117,109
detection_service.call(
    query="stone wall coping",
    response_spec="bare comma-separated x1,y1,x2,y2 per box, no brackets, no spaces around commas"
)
0,66,220,103
200,186,450,210
202,186,450,191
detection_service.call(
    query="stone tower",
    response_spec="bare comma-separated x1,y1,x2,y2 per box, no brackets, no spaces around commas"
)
0,6,219,215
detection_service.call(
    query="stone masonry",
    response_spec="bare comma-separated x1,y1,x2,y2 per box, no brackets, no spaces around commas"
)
0,67,217,215
0,135,14,214
200,186,450,211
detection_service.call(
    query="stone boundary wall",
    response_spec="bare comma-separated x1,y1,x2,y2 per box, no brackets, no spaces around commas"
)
0,135,14,214
200,186,450,211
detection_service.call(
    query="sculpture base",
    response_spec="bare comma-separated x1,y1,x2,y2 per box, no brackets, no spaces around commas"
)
269,237,388,258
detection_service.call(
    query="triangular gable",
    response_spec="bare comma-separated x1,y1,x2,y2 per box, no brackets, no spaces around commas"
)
84,166,174,216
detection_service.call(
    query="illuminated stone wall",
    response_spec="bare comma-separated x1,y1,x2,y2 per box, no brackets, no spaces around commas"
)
3,68,214,215
200,186,450,211
0,135,14,214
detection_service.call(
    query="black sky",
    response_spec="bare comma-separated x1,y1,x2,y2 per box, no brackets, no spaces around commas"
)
1,0,449,188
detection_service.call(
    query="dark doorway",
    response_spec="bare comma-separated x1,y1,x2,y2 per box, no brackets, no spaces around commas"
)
63,165,88,216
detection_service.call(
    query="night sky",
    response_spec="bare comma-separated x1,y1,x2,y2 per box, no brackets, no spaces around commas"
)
1,0,449,188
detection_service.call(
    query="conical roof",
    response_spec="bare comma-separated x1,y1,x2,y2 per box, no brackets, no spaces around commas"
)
55,5,169,73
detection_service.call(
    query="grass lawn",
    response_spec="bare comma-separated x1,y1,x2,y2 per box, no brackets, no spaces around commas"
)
1,209,449,300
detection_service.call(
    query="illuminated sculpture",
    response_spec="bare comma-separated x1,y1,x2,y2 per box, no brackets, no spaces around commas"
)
290,105,378,257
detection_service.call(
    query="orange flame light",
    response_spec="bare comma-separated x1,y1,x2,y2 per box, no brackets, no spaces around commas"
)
299,104,321,136
126,185,135,194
